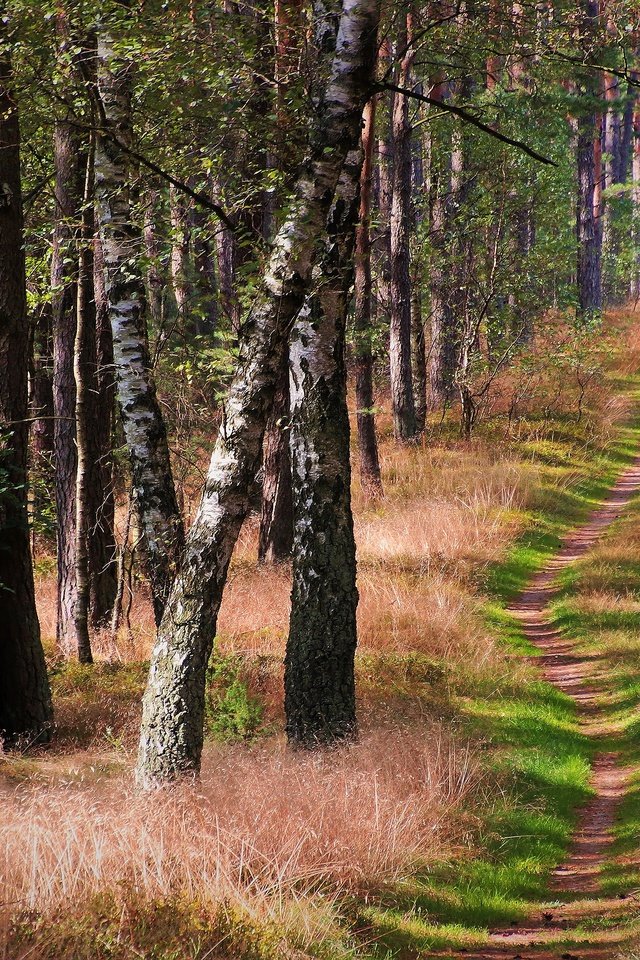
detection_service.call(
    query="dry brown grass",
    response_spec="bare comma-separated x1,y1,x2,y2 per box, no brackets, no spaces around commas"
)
0,727,474,937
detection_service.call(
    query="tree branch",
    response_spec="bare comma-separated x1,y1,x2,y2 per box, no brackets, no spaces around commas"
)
377,81,557,166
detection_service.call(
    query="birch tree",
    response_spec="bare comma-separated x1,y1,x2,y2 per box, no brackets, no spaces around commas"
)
285,147,363,746
94,16,184,625
137,0,381,787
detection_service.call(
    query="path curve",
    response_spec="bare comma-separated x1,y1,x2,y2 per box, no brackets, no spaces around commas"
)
439,454,640,958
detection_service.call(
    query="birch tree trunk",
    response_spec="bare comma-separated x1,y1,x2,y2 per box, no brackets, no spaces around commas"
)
73,144,96,664
95,24,184,625
137,0,380,787
388,9,417,441
0,39,53,746
354,96,383,495
285,148,362,746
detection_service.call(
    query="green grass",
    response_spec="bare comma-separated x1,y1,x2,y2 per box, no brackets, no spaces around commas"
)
360,387,640,956
551,498,640,899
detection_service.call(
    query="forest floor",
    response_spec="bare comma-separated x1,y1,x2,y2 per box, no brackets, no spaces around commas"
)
3,312,640,959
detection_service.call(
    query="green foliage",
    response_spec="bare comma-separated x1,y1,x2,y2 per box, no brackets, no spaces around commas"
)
205,655,263,742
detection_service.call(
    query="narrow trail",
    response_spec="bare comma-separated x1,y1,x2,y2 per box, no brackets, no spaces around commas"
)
436,456,640,959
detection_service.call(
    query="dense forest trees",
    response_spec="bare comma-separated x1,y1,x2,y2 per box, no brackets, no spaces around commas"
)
1,0,639,778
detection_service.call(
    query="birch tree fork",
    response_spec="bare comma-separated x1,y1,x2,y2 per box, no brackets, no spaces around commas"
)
137,0,381,787
94,23,184,625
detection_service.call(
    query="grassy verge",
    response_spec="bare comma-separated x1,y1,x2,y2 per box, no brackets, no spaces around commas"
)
360,386,640,956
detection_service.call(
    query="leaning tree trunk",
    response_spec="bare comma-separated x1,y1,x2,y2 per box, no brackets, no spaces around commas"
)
136,0,381,787
285,149,362,747
0,39,53,746
95,24,184,625
354,96,383,495
388,9,417,441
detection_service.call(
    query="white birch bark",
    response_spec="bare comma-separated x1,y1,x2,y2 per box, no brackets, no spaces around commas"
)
137,0,380,787
94,27,184,624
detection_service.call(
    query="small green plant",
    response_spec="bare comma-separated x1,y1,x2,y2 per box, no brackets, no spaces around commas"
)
205,655,263,742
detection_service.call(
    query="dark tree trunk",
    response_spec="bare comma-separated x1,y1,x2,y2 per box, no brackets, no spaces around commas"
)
285,149,362,747
576,0,602,321
388,10,416,441
142,188,165,334
354,96,383,495
191,203,219,336
136,0,381,787
258,346,293,563
257,0,303,561
51,113,80,655
428,77,458,407
170,184,193,332
0,41,53,746
411,286,427,431
95,21,185,626
88,233,117,627
31,305,54,461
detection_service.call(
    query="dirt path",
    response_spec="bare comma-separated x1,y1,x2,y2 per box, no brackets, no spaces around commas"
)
435,456,640,959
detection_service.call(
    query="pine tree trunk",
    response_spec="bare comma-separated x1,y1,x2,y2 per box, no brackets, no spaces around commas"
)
170,184,193,331
88,233,117,627
258,346,293,563
257,0,304,563
137,0,381,787
576,0,602,321
51,113,80,654
31,305,54,461
95,25,184,625
631,86,640,302
0,40,53,746
428,77,458,407
354,97,383,495
142,188,165,333
285,148,362,747
191,203,218,336
389,11,417,441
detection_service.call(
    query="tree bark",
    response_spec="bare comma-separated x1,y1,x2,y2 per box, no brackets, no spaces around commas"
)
257,0,303,563
388,9,417,441
95,24,184,625
51,108,80,655
354,96,383,495
285,148,362,747
258,345,293,563
169,184,193,331
136,0,380,787
428,80,458,408
88,233,118,627
73,143,96,664
575,0,602,321
0,38,53,746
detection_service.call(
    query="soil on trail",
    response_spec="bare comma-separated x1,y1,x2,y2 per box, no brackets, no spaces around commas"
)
435,457,640,959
